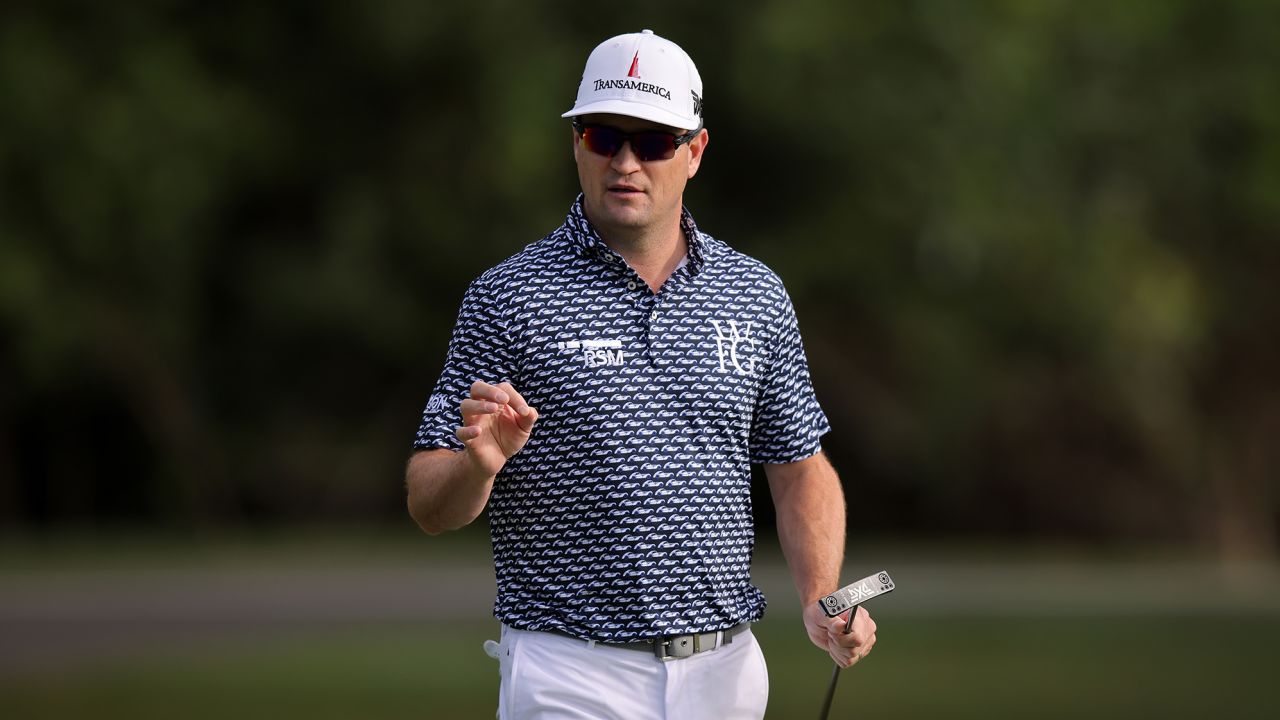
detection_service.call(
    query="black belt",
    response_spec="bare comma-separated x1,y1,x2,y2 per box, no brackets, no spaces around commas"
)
548,623,751,661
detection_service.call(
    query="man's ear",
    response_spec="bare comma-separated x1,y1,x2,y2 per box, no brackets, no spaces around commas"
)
686,128,709,179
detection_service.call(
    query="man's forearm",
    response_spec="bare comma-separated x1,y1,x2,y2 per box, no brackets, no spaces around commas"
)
767,452,847,604
405,448,496,535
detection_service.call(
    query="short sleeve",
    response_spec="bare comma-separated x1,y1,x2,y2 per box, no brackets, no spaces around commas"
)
748,289,830,464
413,277,518,451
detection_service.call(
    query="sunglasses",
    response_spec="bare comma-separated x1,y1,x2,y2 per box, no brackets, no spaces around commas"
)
572,119,702,162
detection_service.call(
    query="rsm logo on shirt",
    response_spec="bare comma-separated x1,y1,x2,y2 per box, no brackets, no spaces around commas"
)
558,339,626,367
709,319,755,374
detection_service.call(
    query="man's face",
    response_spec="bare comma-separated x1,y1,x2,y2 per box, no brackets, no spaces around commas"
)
572,113,708,240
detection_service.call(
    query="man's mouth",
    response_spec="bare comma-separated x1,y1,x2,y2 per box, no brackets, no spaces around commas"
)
608,184,643,195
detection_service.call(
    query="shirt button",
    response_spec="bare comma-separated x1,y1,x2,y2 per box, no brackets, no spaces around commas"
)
649,310,658,322
627,281,637,291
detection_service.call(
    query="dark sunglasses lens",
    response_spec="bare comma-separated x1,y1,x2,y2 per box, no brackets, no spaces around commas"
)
581,127,624,157
580,126,679,161
630,132,678,161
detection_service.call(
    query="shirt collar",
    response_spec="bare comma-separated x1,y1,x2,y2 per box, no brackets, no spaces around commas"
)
563,194,711,275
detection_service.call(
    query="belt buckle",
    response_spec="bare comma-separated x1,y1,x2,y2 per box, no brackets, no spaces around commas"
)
657,631,719,661
656,633,698,661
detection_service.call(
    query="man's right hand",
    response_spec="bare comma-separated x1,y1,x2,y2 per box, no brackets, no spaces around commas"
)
456,380,538,477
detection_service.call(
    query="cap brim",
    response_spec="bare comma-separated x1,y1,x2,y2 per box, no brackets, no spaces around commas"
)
562,100,698,132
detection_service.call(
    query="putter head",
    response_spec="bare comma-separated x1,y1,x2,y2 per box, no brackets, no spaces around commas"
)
819,570,896,618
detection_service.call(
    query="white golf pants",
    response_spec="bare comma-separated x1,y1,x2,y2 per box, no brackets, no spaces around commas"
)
494,625,769,720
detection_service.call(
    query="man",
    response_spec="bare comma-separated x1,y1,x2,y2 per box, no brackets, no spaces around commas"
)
406,29,876,720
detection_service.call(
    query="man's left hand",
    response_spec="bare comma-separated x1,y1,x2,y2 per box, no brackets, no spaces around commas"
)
802,601,877,668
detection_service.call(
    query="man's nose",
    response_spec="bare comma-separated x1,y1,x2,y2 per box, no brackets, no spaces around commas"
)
609,140,643,173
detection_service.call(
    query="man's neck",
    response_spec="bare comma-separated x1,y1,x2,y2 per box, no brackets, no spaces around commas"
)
589,212,688,294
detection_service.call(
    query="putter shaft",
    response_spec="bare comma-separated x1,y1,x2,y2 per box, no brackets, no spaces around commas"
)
817,608,857,720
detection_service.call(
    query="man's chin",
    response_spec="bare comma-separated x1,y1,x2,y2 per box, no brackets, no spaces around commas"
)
590,199,650,229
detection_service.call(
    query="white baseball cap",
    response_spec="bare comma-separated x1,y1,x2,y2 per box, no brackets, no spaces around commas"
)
562,29,704,131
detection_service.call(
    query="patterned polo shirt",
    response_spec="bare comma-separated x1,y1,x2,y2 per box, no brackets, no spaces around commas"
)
414,195,830,642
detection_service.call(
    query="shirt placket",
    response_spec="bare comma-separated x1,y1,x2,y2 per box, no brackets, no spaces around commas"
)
595,242,691,368
615,267,655,366
632,266,690,368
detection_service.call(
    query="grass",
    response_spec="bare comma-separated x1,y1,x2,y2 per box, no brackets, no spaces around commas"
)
3,613,1277,719
759,613,1280,719
3,532,1277,718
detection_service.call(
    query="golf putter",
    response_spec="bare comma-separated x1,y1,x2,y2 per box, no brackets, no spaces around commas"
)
817,570,896,720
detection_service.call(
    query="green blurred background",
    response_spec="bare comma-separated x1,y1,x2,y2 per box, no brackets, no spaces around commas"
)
2,0,1277,717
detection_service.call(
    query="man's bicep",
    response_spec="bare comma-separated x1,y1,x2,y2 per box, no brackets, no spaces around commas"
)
764,449,832,486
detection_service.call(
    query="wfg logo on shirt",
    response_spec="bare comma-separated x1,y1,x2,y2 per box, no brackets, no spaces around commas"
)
558,339,626,367
709,319,755,374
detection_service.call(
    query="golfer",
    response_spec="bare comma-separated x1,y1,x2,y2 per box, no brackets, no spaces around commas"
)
406,29,876,720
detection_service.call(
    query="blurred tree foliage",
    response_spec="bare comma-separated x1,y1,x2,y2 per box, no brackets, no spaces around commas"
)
1,0,1276,558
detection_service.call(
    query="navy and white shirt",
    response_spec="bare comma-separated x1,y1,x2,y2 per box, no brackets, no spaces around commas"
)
414,195,830,642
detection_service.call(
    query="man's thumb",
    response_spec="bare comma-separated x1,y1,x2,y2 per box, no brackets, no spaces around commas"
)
517,406,539,432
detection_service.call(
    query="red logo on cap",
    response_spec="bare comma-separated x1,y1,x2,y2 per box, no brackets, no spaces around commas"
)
627,52,640,78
